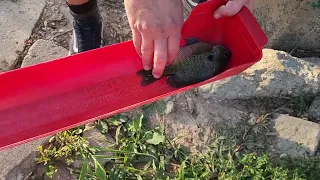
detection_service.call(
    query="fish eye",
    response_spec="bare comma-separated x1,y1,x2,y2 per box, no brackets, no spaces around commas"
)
207,54,213,61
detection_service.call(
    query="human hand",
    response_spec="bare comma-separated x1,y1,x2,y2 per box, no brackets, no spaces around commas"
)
124,0,184,78
213,0,254,19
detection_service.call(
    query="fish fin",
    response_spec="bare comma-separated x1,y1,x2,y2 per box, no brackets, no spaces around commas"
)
136,69,158,87
185,38,200,46
136,69,151,76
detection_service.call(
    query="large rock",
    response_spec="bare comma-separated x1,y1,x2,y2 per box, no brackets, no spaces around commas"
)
270,114,320,158
0,138,48,180
0,0,46,72
199,49,320,100
22,39,68,67
253,0,320,52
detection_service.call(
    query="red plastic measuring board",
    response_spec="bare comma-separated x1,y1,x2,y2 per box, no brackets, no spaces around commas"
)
0,0,268,150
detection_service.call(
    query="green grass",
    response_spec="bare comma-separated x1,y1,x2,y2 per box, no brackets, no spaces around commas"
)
311,0,320,9
35,112,320,180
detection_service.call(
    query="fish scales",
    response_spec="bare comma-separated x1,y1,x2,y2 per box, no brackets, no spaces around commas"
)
136,38,232,88
165,51,212,81
173,41,213,63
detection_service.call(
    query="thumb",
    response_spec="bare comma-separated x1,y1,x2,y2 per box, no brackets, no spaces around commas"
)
214,0,247,19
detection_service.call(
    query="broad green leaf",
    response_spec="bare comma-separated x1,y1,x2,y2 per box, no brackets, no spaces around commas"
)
133,114,143,131
108,117,123,126
146,132,165,145
97,121,109,134
142,131,153,140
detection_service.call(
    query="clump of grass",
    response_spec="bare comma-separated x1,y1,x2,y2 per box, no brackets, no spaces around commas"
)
311,0,320,9
35,112,320,179
84,114,187,179
35,126,88,178
285,94,315,116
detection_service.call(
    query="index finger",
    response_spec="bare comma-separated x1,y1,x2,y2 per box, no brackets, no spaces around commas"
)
214,0,248,18
152,39,168,79
167,35,180,65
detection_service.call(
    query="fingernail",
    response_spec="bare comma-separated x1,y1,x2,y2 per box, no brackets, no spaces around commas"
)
144,65,151,70
214,14,222,19
153,73,160,79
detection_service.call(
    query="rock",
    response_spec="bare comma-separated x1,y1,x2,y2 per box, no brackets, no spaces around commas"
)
164,101,174,115
253,0,320,52
271,114,320,158
199,49,320,100
30,161,75,180
147,91,250,153
308,96,320,121
22,39,68,67
248,113,258,125
82,127,115,167
50,162,74,180
0,0,46,72
0,137,49,180
186,97,195,113
58,5,73,24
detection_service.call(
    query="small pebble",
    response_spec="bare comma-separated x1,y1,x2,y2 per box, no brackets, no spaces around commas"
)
165,101,174,115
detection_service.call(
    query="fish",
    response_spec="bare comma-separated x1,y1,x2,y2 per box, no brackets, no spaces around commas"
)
136,38,232,88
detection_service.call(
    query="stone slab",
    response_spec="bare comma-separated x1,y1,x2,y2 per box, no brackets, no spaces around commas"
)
0,0,46,72
272,114,320,158
22,39,68,67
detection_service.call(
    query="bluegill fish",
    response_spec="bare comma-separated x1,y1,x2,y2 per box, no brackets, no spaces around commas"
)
136,38,232,88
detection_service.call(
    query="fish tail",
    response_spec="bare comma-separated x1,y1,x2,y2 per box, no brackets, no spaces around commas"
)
136,69,158,87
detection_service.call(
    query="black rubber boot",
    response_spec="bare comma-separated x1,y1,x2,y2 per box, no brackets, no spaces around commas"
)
68,3,105,55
